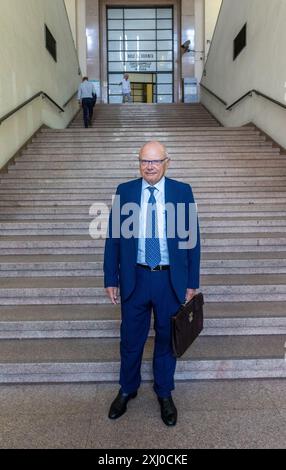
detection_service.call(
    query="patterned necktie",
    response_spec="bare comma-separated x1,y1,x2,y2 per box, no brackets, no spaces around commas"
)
145,186,161,269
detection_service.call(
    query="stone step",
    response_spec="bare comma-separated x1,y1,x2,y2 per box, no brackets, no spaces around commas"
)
72,112,216,116
0,336,284,383
0,234,285,255
1,275,286,304
0,251,286,262
37,138,267,146
73,110,214,114
1,196,285,205
1,219,286,236
27,141,273,149
37,132,262,141
71,116,213,119
11,160,286,171
82,119,218,123
15,153,283,164
1,251,286,264
3,192,286,203
66,124,220,129
1,207,286,220
1,188,286,197
70,121,219,127
0,316,285,339
72,113,215,116
69,118,215,122
3,168,286,179
40,125,256,132
1,206,286,216
2,202,286,214
0,227,286,237
3,257,286,276
1,216,286,227
0,236,104,255
1,187,286,199
19,146,279,155
40,125,255,132
68,122,221,126
0,207,286,220
31,131,266,140
76,106,213,111
0,262,286,278
0,202,284,212
43,127,257,135
1,300,286,321
84,115,214,119
2,177,286,190
69,119,218,123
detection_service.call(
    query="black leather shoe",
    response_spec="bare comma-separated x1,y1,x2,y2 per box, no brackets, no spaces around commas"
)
108,390,137,420
158,396,177,426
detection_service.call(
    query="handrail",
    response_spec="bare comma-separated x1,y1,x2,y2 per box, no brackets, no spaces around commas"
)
200,84,227,106
200,83,286,111
0,90,78,126
230,89,286,111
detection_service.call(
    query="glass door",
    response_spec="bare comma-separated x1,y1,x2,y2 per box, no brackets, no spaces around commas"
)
107,7,174,103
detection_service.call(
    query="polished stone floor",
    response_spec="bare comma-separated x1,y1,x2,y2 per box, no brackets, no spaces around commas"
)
0,380,285,449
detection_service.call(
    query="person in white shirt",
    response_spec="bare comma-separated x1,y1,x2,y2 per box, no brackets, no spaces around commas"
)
119,74,132,103
77,77,97,128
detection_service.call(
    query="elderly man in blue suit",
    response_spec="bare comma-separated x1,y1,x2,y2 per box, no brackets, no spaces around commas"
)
104,141,200,426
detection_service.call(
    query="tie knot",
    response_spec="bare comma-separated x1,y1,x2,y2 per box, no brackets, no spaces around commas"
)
147,186,156,195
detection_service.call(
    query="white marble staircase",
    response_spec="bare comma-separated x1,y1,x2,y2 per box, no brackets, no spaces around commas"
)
0,103,285,383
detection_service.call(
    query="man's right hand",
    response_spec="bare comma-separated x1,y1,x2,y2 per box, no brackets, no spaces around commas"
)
105,287,119,305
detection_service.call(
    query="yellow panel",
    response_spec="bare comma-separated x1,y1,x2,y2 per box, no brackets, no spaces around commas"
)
129,73,153,83
147,84,153,103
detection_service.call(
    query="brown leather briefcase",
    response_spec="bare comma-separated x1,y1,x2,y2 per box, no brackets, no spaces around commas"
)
172,292,204,358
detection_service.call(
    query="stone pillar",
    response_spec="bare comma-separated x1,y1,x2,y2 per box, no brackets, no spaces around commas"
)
194,0,205,87
76,0,87,76
86,0,100,81
181,0,195,79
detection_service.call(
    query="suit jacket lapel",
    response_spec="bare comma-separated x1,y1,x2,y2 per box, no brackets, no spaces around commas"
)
165,177,177,254
132,178,143,256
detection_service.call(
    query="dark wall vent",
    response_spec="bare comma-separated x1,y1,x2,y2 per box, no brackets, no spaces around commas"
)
45,25,57,62
233,23,247,61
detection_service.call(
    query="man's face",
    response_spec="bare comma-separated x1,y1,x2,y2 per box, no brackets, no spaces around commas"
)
139,144,169,186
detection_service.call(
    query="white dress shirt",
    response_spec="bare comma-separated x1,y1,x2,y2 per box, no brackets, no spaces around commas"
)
77,81,96,100
137,176,170,265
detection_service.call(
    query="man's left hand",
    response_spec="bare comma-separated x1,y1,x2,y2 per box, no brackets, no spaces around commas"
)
185,288,197,303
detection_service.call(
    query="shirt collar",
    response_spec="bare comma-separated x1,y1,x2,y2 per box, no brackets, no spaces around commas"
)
142,176,165,193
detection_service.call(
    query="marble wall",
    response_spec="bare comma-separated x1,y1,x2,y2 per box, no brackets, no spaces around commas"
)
0,0,80,169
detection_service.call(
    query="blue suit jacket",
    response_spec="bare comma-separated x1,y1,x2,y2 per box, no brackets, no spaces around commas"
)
104,177,201,303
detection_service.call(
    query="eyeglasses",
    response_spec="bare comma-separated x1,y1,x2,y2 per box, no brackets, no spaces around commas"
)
139,158,169,167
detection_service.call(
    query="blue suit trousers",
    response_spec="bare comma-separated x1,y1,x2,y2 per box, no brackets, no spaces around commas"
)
119,265,181,398
82,98,94,128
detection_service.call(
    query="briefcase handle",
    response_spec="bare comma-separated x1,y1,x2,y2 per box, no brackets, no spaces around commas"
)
183,292,204,308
